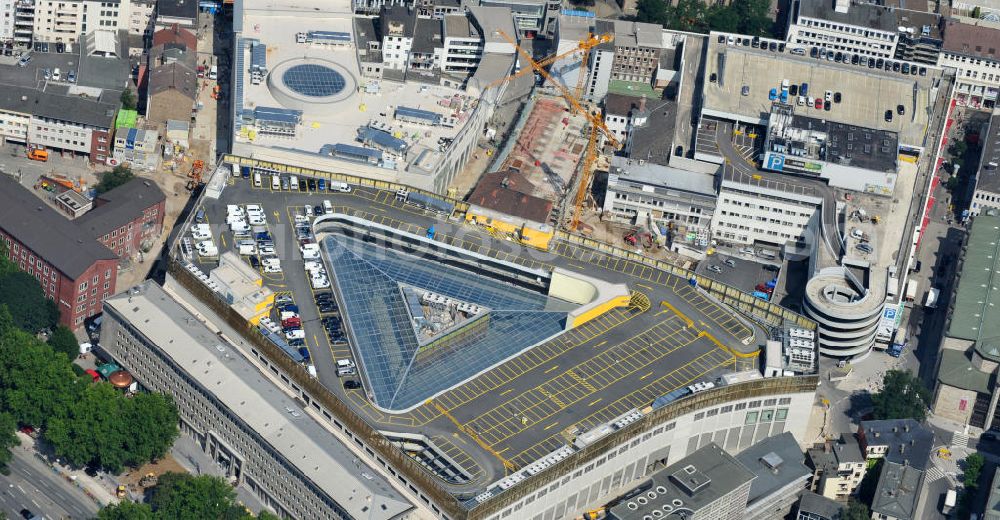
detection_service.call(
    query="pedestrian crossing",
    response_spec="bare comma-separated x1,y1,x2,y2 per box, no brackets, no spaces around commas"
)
951,431,969,448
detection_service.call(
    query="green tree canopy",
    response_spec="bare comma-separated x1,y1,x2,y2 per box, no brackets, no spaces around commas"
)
635,0,772,36
48,325,80,360
870,370,931,421
120,88,137,111
97,500,154,520
0,272,60,333
150,473,241,520
965,452,985,489
96,166,136,194
837,499,870,520
0,413,19,474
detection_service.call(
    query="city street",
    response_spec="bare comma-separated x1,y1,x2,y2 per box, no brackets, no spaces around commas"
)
0,445,100,520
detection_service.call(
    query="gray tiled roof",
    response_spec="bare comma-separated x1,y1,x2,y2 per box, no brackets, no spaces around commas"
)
858,418,934,470
735,432,811,506
76,178,166,239
0,175,117,279
0,84,117,129
871,461,923,520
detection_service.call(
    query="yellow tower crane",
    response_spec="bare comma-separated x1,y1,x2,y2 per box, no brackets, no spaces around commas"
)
495,30,622,231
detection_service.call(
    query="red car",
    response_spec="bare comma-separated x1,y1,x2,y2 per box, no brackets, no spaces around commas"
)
814,98,823,109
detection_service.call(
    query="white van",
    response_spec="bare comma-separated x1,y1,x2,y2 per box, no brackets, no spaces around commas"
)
253,172,262,188
271,175,281,190
230,164,240,177
289,175,299,190
336,359,356,376
52,68,61,81
329,181,352,193
209,65,218,80
323,200,333,214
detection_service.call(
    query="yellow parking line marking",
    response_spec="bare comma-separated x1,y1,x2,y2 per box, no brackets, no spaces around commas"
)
639,371,654,380
543,421,559,431
636,283,653,291
588,398,603,407
500,388,514,396
544,365,559,374
592,340,607,349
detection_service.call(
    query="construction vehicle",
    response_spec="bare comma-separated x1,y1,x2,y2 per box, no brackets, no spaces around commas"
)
623,230,652,248
186,159,205,191
27,148,48,161
139,472,158,487
116,484,126,498
494,31,622,231
582,507,606,520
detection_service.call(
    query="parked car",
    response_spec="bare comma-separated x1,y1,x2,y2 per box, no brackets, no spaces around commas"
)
884,110,893,122
708,265,723,273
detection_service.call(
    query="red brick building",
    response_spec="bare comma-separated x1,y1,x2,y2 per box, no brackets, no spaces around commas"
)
76,179,166,259
0,176,166,328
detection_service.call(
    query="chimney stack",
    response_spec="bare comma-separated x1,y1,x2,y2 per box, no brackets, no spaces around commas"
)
639,95,647,114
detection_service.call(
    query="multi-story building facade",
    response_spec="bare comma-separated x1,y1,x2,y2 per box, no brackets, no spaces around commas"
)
603,157,716,247
610,20,663,85
786,0,941,64
0,175,118,327
128,0,153,37
710,179,822,248
478,0,559,39
806,436,867,501
0,0,14,40
939,19,1000,109
76,178,166,259
111,127,160,170
0,85,117,164
99,281,415,520
380,5,415,71
30,0,129,43
971,109,1000,215
442,12,483,76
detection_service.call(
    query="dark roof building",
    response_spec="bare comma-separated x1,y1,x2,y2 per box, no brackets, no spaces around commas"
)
856,418,934,470
942,19,1000,59
870,461,923,520
467,170,553,224
0,175,119,328
156,0,199,28
795,491,844,520
735,432,812,520
77,178,166,241
607,443,755,520
0,175,117,278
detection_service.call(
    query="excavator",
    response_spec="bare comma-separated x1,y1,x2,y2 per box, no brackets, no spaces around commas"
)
185,159,205,191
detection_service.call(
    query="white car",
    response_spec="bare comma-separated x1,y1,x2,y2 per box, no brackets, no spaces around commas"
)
739,247,755,255
264,264,282,273
259,245,276,256
191,227,211,240
226,204,244,216
311,276,330,289
304,261,323,272
301,248,320,260
246,204,264,214
261,256,280,266
285,329,305,340
226,214,246,226
304,206,314,217
248,215,266,226
294,215,309,225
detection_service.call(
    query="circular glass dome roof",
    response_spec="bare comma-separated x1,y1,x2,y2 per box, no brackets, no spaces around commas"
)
281,64,347,97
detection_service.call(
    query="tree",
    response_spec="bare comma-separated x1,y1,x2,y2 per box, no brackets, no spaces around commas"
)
47,325,79,361
837,499,870,520
120,88,137,111
870,370,931,421
732,0,772,36
964,452,985,489
96,166,135,194
97,500,154,520
0,413,19,474
118,392,179,465
949,139,969,159
150,473,240,520
706,5,740,32
0,272,60,333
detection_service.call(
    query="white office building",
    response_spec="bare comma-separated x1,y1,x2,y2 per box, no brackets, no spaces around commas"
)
30,0,129,43
99,282,415,520
442,12,483,76
939,19,1000,108
711,179,822,249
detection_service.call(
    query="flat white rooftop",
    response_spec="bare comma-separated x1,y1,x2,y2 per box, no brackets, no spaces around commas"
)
105,282,413,520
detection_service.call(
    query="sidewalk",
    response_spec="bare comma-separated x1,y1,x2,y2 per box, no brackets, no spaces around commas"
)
15,432,119,507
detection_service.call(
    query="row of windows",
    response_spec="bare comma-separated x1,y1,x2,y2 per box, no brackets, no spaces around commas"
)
715,219,799,239
721,197,814,217
800,18,895,41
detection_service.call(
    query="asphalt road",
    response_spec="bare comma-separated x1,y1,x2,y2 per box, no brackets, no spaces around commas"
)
0,447,99,520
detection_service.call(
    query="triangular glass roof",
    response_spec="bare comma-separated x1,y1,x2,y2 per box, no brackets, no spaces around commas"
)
322,234,574,411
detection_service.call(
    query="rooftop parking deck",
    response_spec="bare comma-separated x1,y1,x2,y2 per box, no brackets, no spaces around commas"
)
702,41,944,147
179,167,811,497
